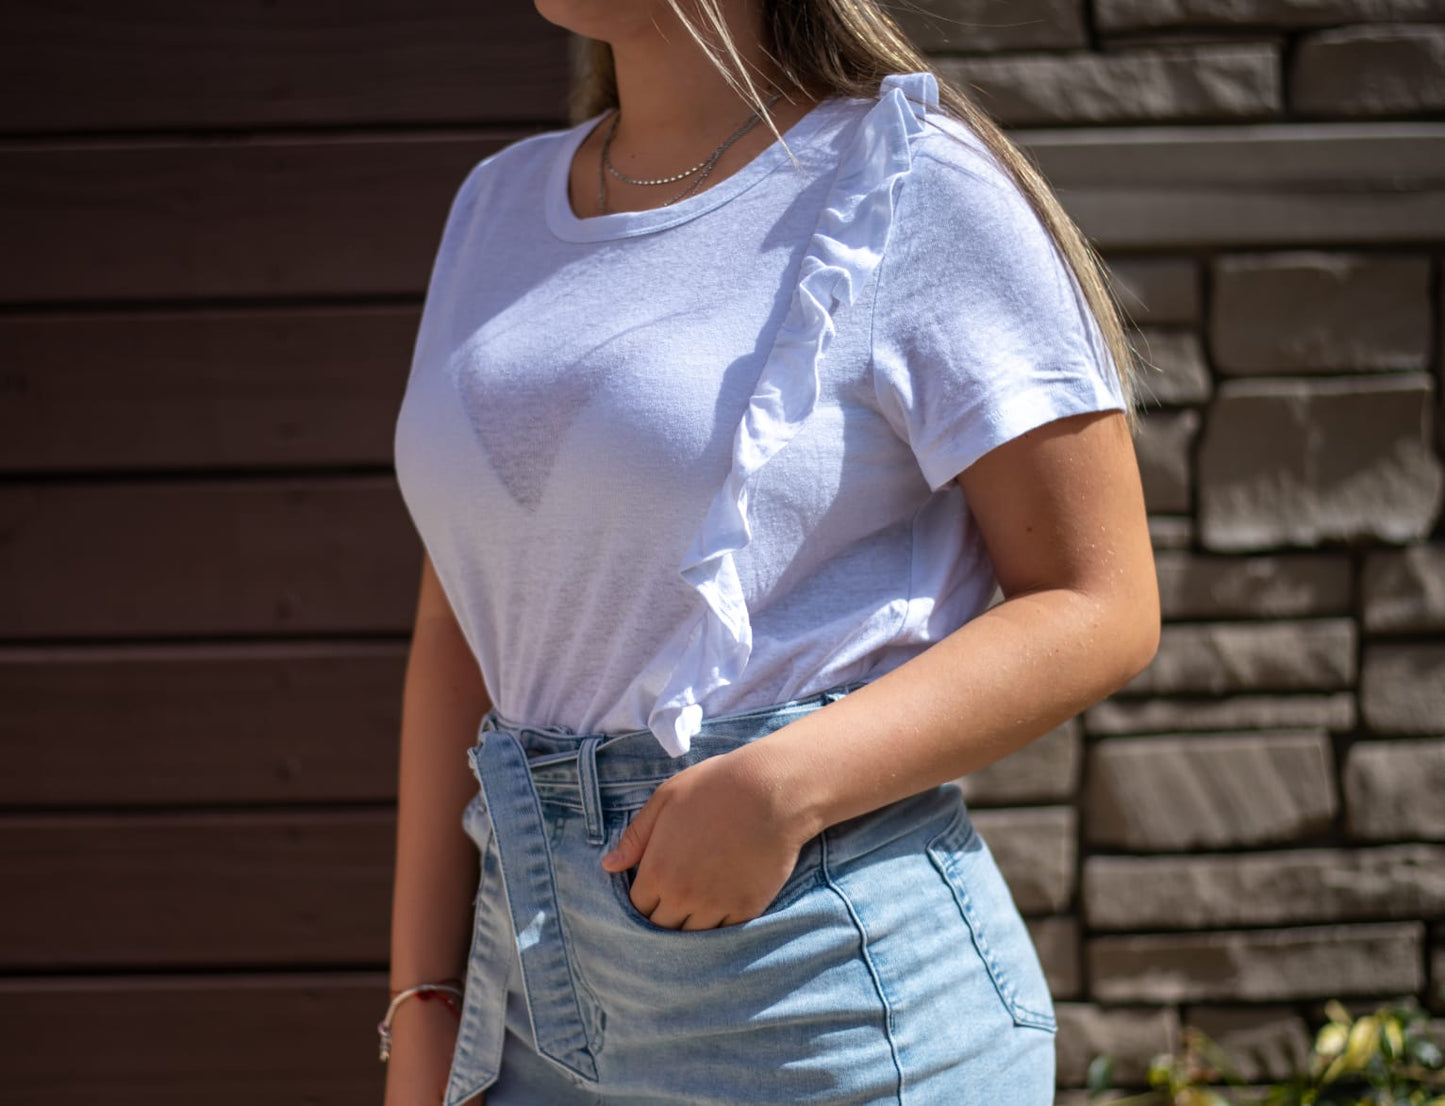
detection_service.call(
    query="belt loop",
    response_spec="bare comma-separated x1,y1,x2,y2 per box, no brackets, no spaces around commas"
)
577,736,606,846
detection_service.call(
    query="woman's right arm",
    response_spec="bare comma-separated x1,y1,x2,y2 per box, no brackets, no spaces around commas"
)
383,551,493,1106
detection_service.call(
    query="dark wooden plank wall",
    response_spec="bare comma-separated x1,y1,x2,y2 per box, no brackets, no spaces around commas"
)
14,5,1442,1103
0,5,571,1103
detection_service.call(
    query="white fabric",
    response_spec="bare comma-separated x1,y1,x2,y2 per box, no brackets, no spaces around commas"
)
393,71,1126,756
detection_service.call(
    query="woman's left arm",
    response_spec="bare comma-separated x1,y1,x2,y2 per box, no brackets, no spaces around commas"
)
603,405,1159,929
747,404,1159,836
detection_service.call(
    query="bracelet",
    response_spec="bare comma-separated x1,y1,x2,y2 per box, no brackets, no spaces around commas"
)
377,978,466,1062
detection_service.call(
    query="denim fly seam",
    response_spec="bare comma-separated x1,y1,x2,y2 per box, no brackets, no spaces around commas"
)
442,681,870,1106
819,827,907,1105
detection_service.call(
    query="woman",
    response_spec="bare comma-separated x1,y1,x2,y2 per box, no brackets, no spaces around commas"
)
382,0,1159,1103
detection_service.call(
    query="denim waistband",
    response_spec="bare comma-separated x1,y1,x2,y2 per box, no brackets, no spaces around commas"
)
456,680,868,1088
485,680,869,838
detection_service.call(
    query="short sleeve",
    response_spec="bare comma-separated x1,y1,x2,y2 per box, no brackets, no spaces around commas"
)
869,121,1127,493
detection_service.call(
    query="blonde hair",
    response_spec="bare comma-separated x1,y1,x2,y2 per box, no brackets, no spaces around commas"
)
569,0,1148,434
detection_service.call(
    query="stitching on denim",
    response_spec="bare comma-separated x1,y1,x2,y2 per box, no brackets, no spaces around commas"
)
490,682,862,751
534,773,676,797
820,831,905,1105
445,809,497,1104
551,839,607,1059
447,826,502,1106
926,811,1057,1033
479,737,600,1083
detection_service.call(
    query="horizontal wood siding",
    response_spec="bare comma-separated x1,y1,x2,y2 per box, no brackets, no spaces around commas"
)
1,6,567,1101
1,810,398,968
1,974,387,1105
0,480,419,637
0,307,422,470
0,643,405,806
0,136,517,303
7,2,1445,1102
0,2,571,131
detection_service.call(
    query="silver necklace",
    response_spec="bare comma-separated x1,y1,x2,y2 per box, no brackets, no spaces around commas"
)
596,92,783,215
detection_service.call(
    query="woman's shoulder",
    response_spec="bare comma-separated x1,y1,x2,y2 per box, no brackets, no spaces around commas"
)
881,102,1060,271
821,74,1028,236
907,109,1025,212
447,119,589,215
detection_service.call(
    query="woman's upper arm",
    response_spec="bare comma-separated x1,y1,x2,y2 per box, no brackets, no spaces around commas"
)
414,549,464,630
955,408,1161,673
870,135,1129,496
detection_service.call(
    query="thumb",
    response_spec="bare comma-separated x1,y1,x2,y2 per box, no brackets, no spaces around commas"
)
600,800,659,871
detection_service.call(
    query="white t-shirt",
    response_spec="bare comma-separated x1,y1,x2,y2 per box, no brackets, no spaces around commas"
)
393,71,1126,756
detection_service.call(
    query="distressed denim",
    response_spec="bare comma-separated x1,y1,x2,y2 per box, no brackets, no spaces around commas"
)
444,683,1058,1106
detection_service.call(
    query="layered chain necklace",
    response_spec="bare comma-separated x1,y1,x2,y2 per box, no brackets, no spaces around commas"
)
596,91,784,215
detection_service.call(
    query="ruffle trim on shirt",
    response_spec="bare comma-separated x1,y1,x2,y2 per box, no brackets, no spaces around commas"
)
645,71,940,755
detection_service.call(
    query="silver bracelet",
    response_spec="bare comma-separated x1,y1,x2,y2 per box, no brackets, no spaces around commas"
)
377,982,465,1062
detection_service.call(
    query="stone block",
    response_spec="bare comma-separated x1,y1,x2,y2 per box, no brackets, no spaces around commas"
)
1027,914,1082,999
1439,274,1445,459
1053,1092,1273,1105
1148,515,1193,549
1361,643,1445,734
1180,1005,1313,1082
1305,995,1433,1020
1087,922,1425,1002
1105,256,1199,326
1431,924,1445,1012
1097,0,1445,32
972,806,1076,914
1054,1091,1147,1103
1023,126,1445,249
1343,738,1445,840
1135,407,1198,514
1197,376,1443,551
1211,252,1431,375
883,0,1087,52
1083,845,1445,929
933,42,1280,126
1132,328,1212,407
1293,24,1445,116
1025,120,1443,192
955,718,1081,805
1086,692,1356,734
1122,619,1355,696
1054,1002,1180,1085
1086,731,1337,850
1362,544,1445,633
1154,551,1351,620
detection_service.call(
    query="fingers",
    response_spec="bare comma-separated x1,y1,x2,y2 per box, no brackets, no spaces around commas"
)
601,790,665,871
629,876,743,931
628,869,723,930
627,872,662,922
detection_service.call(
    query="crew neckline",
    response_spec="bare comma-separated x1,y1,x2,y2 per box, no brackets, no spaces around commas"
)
545,95,853,243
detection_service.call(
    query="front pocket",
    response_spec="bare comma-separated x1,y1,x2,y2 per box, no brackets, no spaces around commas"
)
606,815,822,936
924,809,1058,1033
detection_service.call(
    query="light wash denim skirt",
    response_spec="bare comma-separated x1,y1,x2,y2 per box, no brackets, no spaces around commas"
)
443,682,1058,1106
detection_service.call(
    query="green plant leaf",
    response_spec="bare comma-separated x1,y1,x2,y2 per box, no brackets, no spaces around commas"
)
1324,1001,1354,1027
1413,1041,1443,1069
1087,1055,1115,1095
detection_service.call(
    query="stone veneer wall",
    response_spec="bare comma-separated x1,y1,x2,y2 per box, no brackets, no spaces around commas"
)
882,0,1445,1097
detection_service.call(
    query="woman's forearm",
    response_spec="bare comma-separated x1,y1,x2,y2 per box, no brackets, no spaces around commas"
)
741,584,1160,838
388,563,494,993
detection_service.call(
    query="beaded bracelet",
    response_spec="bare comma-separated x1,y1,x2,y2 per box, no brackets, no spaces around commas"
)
378,977,465,1062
